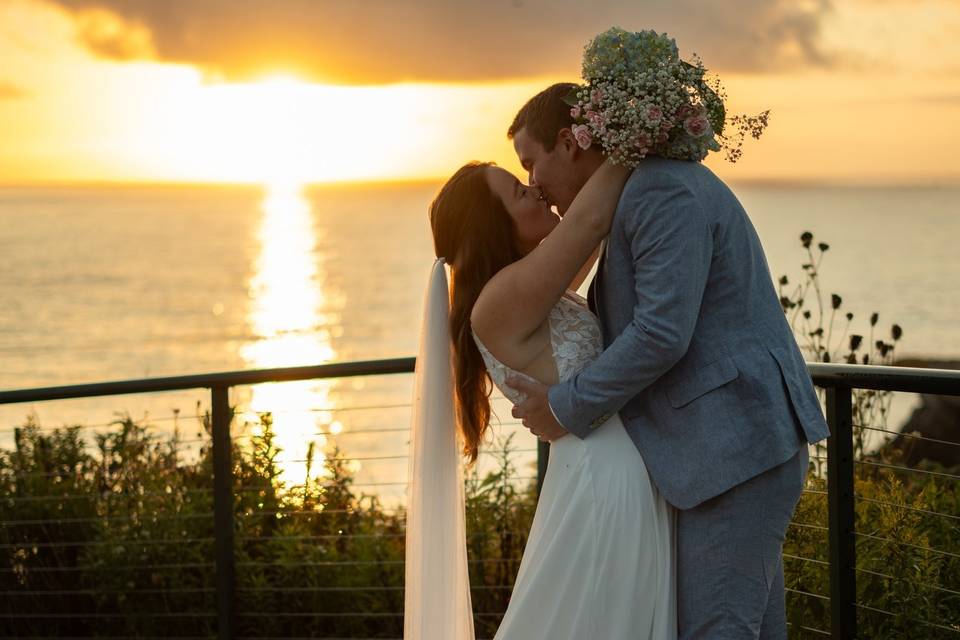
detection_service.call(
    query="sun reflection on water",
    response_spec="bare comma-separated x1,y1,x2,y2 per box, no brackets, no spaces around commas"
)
239,181,343,487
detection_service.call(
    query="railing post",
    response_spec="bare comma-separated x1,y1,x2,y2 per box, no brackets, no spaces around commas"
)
826,386,856,639
536,441,549,497
211,386,235,640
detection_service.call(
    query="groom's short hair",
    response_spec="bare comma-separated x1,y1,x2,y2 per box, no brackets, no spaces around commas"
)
508,82,580,152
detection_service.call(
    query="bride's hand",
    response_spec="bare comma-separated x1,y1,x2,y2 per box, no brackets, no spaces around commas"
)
505,376,570,443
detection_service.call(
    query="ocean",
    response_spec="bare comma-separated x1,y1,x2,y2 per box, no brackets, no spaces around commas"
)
2,180,957,501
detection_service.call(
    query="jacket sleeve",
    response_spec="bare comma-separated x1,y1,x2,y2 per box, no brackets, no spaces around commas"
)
548,176,713,438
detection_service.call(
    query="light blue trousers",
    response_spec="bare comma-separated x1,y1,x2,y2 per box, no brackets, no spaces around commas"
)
676,445,809,639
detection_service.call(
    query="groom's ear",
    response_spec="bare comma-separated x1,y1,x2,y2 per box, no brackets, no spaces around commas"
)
556,128,579,158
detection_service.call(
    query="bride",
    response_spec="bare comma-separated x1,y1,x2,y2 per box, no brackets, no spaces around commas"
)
405,154,676,639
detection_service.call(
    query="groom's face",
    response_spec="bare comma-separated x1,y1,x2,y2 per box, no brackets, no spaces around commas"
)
512,127,581,216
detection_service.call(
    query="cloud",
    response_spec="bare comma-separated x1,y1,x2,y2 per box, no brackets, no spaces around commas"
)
40,0,835,83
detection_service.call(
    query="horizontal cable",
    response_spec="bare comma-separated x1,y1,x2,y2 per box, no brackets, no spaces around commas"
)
852,530,960,560
788,521,829,533
853,602,960,633
0,611,216,618
236,558,522,568
235,584,513,593
802,488,828,496
272,447,537,465
237,531,531,543
0,587,214,596
236,612,402,618
783,553,829,567
1,487,214,504
0,413,188,435
0,511,213,527
853,424,960,449
855,459,960,481
0,561,214,574
784,586,830,601
6,637,214,640
854,493,960,522
237,508,405,518
855,566,960,597
0,536,214,551
785,622,831,637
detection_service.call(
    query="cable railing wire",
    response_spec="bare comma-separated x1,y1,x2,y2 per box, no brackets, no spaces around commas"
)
855,458,960,481
852,530,960,560
853,423,960,449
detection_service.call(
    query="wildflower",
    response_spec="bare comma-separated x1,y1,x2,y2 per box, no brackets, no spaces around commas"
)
801,232,813,248
891,324,903,341
831,294,842,310
870,312,879,327
849,335,863,351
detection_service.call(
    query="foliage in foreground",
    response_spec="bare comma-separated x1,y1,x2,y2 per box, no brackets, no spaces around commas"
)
1,411,957,638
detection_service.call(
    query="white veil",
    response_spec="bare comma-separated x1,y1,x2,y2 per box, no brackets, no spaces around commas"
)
404,258,475,640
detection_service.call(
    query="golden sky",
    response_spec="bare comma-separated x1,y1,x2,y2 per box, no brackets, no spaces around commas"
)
0,0,958,186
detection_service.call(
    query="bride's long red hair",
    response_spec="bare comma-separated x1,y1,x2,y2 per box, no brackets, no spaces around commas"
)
429,162,524,464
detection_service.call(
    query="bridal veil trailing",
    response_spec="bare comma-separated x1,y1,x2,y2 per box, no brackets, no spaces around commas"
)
404,258,475,640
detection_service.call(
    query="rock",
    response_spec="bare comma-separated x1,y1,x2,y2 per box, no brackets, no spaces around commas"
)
886,359,960,467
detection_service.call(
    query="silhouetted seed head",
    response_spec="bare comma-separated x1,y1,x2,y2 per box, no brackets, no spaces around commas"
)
846,312,854,321
779,296,793,310
846,354,857,364
870,312,879,327
849,335,863,351
876,340,885,351
779,275,789,286
831,294,842,310
891,324,903,341
862,354,870,365
822,352,831,363
803,310,812,319
810,328,823,337
801,231,813,248
818,242,830,252
879,343,891,358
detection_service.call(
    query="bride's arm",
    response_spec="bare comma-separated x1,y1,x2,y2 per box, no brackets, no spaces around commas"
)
472,159,630,343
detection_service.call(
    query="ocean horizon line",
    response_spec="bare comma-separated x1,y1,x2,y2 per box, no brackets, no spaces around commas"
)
1,175,959,191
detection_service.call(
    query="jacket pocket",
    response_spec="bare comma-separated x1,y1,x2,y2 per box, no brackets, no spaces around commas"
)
665,356,740,409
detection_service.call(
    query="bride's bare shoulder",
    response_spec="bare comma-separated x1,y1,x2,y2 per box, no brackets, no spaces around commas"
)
470,265,549,362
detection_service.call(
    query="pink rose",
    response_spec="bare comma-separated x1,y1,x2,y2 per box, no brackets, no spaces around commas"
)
587,110,607,132
591,88,603,105
571,124,592,150
570,105,581,119
683,114,711,138
675,104,696,121
635,132,652,150
646,105,663,123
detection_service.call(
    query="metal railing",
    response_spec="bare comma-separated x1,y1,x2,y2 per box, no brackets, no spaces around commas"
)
1,359,958,639
807,363,960,639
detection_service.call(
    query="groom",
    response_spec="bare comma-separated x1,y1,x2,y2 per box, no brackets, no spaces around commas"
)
505,83,831,639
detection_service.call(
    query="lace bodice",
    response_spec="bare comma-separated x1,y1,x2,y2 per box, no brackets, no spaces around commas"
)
472,291,603,405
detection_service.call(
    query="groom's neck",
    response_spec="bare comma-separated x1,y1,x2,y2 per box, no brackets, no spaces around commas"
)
577,151,606,190
575,150,604,192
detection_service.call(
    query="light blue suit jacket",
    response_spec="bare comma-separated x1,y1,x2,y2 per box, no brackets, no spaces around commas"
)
548,156,830,510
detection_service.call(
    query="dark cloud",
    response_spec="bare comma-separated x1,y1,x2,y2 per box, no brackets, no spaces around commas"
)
43,0,834,83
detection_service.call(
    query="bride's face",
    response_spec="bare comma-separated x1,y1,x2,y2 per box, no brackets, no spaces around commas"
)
485,166,559,254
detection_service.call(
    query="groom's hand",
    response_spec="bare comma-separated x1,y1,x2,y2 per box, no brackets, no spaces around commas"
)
504,376,569,443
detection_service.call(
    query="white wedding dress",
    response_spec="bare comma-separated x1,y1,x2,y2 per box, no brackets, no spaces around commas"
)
472,290,677,639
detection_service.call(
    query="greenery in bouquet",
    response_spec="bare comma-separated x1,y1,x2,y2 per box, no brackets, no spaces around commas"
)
566,27,769,166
